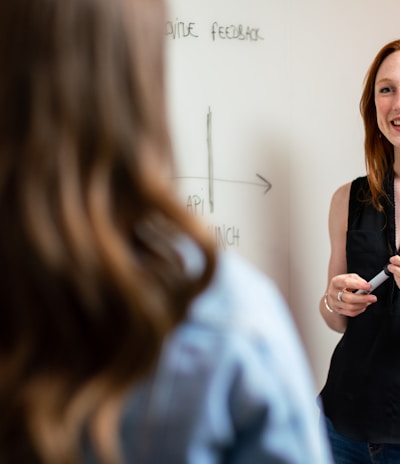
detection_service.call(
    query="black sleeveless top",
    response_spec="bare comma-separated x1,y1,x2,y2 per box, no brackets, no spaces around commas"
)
320,175,400,443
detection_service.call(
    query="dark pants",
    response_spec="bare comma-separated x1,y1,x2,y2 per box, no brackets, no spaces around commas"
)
325,415,400,464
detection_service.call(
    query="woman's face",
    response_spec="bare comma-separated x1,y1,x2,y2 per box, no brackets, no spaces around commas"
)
375,50,400,151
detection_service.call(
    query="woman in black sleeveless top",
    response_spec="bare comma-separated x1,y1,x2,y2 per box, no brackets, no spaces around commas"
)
320,39,400,463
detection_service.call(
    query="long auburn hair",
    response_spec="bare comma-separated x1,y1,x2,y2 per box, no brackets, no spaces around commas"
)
360,39,400,210
0,0,216,462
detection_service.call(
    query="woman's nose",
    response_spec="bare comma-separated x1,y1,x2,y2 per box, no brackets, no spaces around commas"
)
392,91,400,111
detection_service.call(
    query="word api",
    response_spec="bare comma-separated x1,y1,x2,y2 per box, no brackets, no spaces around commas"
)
186,195,204,216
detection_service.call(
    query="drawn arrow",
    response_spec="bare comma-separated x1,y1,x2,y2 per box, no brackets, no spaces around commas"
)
174,174,272,194
255,173,272,194
173,107,272,214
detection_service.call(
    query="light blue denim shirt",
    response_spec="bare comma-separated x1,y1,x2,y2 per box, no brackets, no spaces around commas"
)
114,249,333,463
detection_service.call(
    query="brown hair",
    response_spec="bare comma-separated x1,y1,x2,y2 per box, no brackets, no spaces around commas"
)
0,0,216,462
360,39,400,210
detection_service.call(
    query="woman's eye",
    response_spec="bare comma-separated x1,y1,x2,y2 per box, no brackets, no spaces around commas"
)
379,86,393,94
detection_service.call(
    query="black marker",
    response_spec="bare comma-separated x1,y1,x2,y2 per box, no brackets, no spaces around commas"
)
355,264,392,294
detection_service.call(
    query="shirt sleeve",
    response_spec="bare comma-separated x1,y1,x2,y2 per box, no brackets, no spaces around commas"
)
206,253,333,464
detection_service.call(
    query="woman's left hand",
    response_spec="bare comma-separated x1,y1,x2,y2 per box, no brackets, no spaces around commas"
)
388,255,400,289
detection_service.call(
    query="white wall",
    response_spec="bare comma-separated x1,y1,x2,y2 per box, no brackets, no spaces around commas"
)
165,0,400,389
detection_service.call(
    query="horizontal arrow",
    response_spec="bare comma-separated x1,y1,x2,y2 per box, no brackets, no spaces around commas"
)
173,173,272,194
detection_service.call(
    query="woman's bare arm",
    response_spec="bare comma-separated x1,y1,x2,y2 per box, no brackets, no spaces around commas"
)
319,183,377,333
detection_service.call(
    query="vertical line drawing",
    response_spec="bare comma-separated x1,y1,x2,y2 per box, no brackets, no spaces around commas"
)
207,106,214,213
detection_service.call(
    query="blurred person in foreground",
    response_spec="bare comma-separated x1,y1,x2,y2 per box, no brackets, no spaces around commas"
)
0,0,332,463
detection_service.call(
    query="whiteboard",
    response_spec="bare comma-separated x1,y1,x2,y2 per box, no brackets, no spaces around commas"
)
165,0,400,388
166,0,290,295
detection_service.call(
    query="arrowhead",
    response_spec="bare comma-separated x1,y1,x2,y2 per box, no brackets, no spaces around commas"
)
256,173,272,194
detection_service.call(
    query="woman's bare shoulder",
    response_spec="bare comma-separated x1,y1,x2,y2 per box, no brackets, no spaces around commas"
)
329,181,352,235
331,182,352,207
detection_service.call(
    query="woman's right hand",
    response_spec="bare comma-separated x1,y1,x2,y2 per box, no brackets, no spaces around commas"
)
325,273,377,318
321,183,377,333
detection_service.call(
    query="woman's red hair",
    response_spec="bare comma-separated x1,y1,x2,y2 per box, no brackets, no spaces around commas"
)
360,39,400,210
